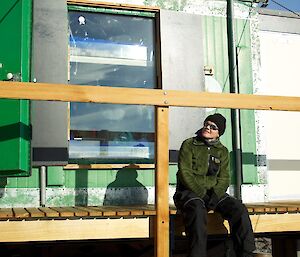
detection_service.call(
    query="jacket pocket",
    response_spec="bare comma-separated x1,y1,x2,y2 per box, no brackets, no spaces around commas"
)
207,155,220,176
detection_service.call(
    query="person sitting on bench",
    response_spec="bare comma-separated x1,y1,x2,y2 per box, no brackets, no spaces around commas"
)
173,113,256,257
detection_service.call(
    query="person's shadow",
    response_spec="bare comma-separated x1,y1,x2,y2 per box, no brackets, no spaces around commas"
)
103,166,148,206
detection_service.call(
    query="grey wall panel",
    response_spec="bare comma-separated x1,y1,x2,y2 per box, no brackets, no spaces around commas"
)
160,10,206,151
259,9,300,34
31,0,69,166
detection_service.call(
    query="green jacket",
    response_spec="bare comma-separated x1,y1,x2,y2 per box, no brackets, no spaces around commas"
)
177,136,230,199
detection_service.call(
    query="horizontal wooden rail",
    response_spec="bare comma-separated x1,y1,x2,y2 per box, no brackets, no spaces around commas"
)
1,81,300,111
0,218,151,242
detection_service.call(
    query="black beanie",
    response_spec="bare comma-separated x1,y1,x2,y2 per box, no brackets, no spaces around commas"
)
204,113,226,136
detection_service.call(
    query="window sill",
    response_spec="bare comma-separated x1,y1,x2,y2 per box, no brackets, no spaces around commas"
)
63,163,155,170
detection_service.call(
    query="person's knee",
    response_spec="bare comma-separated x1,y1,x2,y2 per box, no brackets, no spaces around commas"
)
217,197,248,222
182,199,207,228
182,199,207,221
231,203,249,224
184,198,206,212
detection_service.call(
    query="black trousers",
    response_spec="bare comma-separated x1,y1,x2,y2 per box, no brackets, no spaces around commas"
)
179,193,255,257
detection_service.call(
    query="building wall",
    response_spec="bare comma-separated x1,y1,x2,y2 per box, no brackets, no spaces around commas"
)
0,0,260,207
259,28,300,200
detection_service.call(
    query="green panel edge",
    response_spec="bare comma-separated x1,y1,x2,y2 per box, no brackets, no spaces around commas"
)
235,18,258,184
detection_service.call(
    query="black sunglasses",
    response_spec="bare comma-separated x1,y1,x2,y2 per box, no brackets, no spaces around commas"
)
203,122,219,131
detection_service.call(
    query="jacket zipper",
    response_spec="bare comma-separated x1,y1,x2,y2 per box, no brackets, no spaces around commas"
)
207,147,210,169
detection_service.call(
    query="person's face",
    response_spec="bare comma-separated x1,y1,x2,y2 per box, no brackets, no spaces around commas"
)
201,121,219,140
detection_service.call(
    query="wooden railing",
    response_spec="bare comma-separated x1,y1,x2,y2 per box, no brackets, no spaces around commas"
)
1,81,300,257
1,81,300,110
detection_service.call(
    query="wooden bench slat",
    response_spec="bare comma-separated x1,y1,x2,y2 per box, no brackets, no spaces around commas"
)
264,207,277,213
50,207,75,217
99,205,130,216
287,207,299,212
276,207,288,213
143,210,156,216
13,208,30,218
125,207,145,216
115,206,151,216
129,205,156,216
115,206,145,216
246,207,255,213
25,208,45,218
104,206,131,216
251,207,266,213
38,207,60,217
0,208,13,218
89,206,117,216
74,206,103,217
116,209,131,216
71,207,90,217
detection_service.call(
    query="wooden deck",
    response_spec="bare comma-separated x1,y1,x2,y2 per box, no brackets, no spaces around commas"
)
0,203,300,243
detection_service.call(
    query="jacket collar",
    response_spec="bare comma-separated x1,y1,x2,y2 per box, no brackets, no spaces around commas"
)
192,135,223,148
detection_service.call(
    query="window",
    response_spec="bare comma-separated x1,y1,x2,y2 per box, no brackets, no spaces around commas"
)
68,8,157,163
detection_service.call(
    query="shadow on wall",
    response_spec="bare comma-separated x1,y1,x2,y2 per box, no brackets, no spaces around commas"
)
0,178,7,198
103,166,148,206
0,123,31,141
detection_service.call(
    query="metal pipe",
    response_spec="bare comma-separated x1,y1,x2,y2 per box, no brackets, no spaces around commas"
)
39,166,46,207
226,0,243,199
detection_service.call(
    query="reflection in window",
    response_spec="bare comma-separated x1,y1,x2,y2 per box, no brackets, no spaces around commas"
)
68,10,156,163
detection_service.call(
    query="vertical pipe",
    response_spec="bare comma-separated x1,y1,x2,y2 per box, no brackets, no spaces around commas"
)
226,0,243,199
39,166,46,207
155,106,169,257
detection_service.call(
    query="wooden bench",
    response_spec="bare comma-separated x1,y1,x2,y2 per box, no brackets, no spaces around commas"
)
1,202,300,243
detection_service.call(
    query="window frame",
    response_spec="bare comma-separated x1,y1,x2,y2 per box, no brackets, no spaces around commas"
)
66,1,161,168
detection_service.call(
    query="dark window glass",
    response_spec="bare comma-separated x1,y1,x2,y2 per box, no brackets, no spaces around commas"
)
68,10,156,163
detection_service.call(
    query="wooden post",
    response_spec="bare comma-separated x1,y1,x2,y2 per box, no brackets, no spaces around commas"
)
155,106,169,257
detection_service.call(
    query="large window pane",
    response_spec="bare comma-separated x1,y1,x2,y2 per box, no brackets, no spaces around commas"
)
68,10,156,163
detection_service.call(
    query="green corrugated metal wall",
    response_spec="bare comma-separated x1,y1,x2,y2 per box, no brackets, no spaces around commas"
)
203,15,257,184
